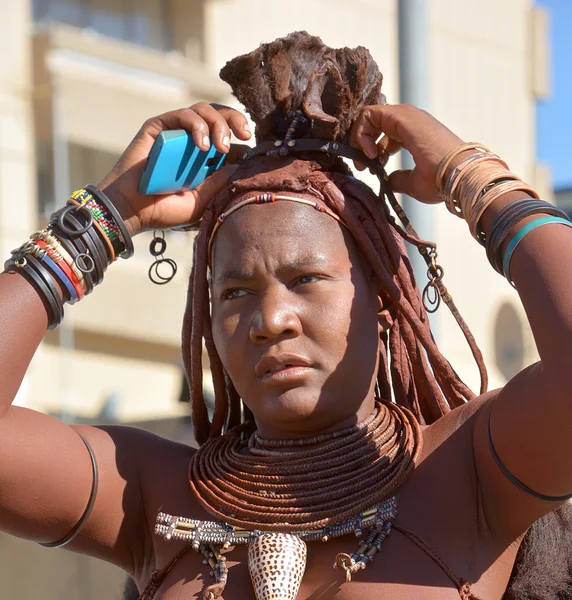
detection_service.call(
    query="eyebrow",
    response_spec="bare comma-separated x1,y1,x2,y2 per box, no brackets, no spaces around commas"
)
213,256,330,284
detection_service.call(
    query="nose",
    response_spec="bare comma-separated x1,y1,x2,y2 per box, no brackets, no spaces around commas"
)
249,288,301,344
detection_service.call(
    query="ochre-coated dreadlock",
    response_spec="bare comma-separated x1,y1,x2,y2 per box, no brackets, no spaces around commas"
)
182,32,486,445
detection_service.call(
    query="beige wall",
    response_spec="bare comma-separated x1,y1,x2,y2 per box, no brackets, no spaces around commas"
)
0,0,549,596
429,0,542,391
4,0,547,418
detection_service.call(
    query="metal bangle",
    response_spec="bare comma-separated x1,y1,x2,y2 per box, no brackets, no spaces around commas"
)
40,431,99,548
85,185,134,259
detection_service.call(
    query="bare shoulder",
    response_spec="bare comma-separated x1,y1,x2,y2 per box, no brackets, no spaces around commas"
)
420,390,499,458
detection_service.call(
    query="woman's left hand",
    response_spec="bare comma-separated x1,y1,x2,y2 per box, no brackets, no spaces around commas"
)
349,104,465,205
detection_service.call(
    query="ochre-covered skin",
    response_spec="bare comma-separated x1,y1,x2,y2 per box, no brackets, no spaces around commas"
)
1,32,571,600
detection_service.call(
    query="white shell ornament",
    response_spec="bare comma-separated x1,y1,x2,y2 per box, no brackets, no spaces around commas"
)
248,532,307,600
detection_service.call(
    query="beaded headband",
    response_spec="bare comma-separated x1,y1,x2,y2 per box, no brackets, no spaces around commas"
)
207,192,346,264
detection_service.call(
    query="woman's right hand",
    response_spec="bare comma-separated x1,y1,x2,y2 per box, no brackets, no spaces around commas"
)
348,104,465,205
97,103,252,236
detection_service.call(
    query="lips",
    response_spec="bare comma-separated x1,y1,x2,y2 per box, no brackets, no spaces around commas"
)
255,354,313,379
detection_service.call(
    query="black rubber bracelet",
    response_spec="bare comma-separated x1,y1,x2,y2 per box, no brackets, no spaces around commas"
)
4,256,63,329
85,185,134,259
486,200,546,272
60,208,107,285
488,408,572,502
40,431,99,548
486,200,570,274
25,254,65,326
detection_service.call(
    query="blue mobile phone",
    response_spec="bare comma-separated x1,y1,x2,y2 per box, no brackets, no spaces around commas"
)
138,130,226,195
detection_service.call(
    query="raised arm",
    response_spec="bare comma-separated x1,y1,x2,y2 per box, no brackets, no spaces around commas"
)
350,104,572,537
0,104,250,571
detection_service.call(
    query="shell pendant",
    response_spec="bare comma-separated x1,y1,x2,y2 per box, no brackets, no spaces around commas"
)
248,533,307,600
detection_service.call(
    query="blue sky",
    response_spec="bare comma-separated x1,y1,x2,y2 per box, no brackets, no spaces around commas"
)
536,0,572,190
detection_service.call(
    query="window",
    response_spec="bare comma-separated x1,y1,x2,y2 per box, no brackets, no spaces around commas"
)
36,140,119,215
32,0,172,51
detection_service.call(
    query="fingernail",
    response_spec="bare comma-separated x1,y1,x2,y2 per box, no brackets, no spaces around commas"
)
202,136,211,148
243,123,251,134
222,135,230,149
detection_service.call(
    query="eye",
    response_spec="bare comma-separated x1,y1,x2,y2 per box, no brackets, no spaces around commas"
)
296,274,322,286
221,288,248,300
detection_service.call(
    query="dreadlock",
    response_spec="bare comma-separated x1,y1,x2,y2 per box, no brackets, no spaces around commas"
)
181,31,485,445
176,30,571,600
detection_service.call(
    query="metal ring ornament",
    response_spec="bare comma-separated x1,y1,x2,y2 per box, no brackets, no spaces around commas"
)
150,236,167,257
57,204,94,237
148,257,178,285
75,252,95,274
422,280,441,313
61,209,104,282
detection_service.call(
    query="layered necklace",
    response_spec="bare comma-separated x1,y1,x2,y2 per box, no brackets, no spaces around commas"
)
155,401,422,600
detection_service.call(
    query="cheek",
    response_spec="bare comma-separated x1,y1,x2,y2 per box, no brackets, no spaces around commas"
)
211,310,238,365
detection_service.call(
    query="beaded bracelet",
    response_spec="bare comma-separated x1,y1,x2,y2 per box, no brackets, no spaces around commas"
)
85,185,134,259
70,189,122,259
68,198,116,262
503,216,572,284
4,185,131,327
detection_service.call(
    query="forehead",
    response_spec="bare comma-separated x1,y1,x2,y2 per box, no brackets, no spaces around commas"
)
211,200,353,273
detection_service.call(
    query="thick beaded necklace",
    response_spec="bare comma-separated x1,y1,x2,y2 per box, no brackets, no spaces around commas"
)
155,401,422,600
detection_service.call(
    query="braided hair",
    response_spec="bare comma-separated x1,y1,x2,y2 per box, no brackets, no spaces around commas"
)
181,31,485,445
176,30,571,600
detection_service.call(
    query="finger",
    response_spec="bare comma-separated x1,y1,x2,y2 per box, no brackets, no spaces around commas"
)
387,169,413,196
349,105,408,159
191,102,232,153
387,169,441,204
353,159,367,172
191,164,238,218
211,104,252,141
139,109,211,152
227,143,252,164
377,135,402,166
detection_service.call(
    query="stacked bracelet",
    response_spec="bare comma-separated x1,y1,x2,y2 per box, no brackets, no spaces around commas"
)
485,199,569,275
503,216,572,284
437,143,540,245
4,185,133,328
85,185,134,259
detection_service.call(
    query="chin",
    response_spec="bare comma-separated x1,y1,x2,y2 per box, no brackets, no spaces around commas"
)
250,388,352,437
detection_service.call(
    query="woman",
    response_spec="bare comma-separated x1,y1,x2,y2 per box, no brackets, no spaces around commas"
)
1,33,571,599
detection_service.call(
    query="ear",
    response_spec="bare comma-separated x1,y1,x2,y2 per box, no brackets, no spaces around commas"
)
377,297,394,334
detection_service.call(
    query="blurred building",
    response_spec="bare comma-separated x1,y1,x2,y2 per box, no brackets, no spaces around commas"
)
0,0,550,598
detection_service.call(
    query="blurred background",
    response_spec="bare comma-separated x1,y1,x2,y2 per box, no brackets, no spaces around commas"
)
0,0,568,597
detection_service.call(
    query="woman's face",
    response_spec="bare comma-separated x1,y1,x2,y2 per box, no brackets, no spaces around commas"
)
210,200,381,439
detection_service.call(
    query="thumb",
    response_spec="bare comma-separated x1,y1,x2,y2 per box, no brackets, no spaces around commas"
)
387,169,413,196
191,163,238,218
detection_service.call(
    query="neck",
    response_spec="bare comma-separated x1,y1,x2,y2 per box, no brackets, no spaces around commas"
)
251,396,378,451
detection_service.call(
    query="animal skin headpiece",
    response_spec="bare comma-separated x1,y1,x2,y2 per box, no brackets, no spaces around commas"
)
182,32,487,445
